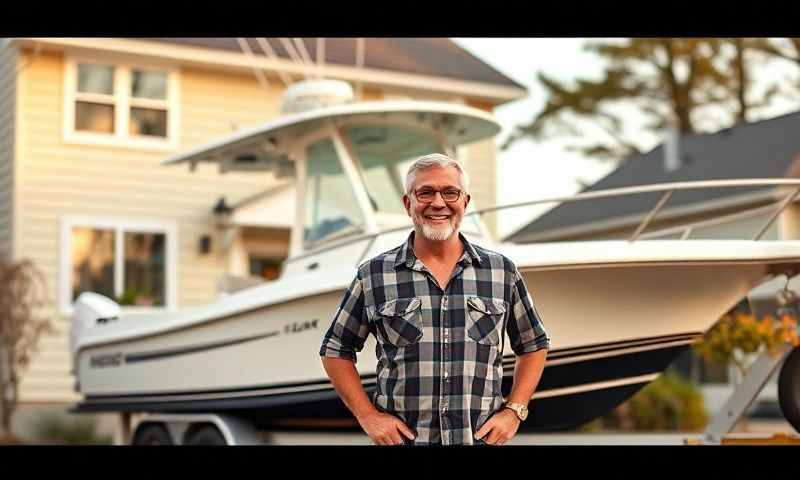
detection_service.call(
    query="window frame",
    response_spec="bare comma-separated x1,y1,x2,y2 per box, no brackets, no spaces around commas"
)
60,216,178,316
63,54,180,151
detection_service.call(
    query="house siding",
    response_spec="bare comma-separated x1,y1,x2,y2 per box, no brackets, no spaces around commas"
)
0,43,17,261
15,48,502,403
462,138,498,236
16,51,290,401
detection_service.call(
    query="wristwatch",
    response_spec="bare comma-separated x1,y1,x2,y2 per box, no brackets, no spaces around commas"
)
503,401,529,421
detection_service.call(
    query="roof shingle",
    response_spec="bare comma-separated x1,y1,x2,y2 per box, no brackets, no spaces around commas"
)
506,110,800,242
147,38,525,89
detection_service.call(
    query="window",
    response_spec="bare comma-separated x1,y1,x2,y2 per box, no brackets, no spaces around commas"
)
129,69,169,137
346,124,442,215
75,64,115,133
344,124,483,236
64,57,178,150
61,218,176,313
249,257,283,281
303,138,365,247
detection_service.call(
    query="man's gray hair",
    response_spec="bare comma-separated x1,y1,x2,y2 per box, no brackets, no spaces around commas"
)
404,153,470,194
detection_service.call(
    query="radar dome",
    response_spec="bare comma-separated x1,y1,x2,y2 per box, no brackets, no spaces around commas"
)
281,79,355,114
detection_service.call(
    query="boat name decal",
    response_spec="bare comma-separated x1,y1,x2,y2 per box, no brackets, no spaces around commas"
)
89,352,124,368
284,319,319,335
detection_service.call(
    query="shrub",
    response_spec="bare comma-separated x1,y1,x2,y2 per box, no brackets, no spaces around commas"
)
31,412,113,445
581,372,708,431
693,312,799,380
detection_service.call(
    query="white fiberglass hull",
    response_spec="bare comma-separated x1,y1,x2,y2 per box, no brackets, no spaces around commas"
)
71,239,800,430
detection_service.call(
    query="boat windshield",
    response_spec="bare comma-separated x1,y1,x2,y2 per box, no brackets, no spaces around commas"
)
346,124,483,236
303,137,365,247
346,124,441,215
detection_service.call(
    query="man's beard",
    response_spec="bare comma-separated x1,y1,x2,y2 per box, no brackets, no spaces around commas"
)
412,208,462,242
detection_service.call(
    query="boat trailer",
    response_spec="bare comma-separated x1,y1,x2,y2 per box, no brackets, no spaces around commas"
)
694,280,800,445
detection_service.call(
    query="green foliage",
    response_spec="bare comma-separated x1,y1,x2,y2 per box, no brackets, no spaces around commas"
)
31,412,113,445
116,288,139,306
116,288,154,306
505,38,791,163
581,372,708,431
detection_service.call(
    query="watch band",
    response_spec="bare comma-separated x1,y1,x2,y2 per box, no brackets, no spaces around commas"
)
503,401,528,421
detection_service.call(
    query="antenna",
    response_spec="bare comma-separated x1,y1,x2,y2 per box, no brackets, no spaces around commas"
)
236,38,271,93
292,38,314,73
316,38,325,79
238,37,361,113
256,38,293,87
279,38,309,80
355,38,365,100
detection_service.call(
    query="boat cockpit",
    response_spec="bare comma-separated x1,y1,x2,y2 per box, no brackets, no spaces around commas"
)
163,100,502,275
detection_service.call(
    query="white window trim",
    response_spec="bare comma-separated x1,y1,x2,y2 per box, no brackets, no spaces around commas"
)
60,216,178,316
63,54,180,152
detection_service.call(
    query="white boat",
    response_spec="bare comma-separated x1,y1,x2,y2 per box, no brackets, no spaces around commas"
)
70,80,800,431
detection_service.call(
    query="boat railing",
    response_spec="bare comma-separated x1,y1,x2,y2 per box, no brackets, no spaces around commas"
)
285,178,800,265
471,178,800,243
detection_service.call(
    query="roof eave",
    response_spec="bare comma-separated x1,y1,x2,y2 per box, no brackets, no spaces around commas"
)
10,37,528,105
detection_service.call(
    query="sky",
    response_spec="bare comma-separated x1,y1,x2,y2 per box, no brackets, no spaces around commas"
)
452,38,618,238
452,38,800,239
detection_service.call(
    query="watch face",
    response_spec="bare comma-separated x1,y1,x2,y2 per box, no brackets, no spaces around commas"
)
519,407,528,420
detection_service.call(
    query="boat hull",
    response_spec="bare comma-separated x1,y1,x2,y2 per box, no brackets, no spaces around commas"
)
75,335,691,431
73,258,772,429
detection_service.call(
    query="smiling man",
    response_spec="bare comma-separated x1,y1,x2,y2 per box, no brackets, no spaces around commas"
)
319,153,550,446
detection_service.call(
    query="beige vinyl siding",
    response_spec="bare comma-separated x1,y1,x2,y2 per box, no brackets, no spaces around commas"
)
462,138,498,236
16,51,288,401
0,44,17,260
16,48,500,403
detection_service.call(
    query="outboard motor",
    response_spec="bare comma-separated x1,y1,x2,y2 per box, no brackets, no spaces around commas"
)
70,292,121,363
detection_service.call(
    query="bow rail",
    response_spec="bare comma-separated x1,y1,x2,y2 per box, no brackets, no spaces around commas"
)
284,178,800,264
470,178,800,243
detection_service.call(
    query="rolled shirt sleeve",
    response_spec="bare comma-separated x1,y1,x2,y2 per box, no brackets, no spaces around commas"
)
506,266,550,355
319,275,370,363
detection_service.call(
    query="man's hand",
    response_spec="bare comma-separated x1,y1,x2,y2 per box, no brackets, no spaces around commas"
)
474,408,520,446
358,410,416,446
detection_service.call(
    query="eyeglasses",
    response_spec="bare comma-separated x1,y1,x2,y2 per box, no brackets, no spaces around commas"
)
413,187,463,203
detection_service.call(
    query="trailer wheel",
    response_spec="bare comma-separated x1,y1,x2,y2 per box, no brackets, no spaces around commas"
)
184,425,228,446
778,346,800,434
132,424,173,445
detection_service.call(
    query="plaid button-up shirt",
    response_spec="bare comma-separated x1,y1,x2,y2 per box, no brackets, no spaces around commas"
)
319,232,550,445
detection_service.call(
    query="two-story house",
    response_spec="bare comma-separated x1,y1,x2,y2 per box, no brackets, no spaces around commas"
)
0,37,526,437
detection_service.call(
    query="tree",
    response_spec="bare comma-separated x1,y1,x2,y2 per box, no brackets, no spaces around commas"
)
0,259,54,437
504,38,784,163
747,38,800,68
745,38,800,103
693,311,799,382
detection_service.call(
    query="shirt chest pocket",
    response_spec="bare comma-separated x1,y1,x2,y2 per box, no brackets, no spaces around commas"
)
466,296,506,346
374,297,424,348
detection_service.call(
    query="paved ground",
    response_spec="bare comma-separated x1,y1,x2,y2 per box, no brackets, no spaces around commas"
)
260,419,799,445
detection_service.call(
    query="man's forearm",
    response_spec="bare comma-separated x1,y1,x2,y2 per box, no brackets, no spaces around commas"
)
321,356,379,422
506,348,548,405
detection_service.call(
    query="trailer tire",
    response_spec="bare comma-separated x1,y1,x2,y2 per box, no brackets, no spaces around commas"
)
184,425,228,445
132,424,173,445
778,345,800,434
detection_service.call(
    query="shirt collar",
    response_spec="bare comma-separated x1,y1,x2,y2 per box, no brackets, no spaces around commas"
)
394,231,483,269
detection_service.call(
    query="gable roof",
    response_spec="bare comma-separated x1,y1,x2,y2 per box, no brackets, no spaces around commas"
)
148,38,525,90
506,110,800,243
